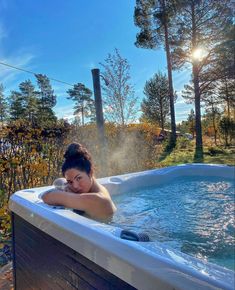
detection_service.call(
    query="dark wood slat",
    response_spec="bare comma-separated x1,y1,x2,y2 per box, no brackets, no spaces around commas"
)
12,213,136,290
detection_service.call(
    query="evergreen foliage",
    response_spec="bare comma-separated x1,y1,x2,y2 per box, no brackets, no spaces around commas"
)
19,80,38,123
134,0,178,145
35,74,57,125
0,84,8,123
219,116,235,146
187,109,195,138
8,91,25,121
170,0,232,157
141,72,170,130
67,83,94,125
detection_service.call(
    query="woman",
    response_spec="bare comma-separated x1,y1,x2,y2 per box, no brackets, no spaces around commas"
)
42,143,116,220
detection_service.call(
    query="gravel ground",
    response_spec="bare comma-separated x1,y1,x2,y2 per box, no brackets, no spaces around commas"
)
0,262,13,290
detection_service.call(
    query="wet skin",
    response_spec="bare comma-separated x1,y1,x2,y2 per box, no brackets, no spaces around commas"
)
42,169,116,220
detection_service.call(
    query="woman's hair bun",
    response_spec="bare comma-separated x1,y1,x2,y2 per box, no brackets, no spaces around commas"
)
64,143,90,161
62,142,93,175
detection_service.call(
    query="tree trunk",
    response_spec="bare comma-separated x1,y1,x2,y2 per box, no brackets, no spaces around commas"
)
212,104,217,145
82,102,84,126
224,78,230,119
193,63,203,154
161,114,164,132
119,94,125,127
161,0,176,147
192,3,203,159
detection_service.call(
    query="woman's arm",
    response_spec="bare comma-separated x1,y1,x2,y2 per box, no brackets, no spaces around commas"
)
42,189,116,220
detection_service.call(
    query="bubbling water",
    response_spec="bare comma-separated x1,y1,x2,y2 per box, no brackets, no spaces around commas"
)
110,176,235,270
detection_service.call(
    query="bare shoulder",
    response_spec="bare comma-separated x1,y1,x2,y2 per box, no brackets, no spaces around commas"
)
99,183,111,198
92,179,111,198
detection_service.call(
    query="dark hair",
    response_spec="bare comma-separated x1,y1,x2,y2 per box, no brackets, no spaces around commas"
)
62,143,93,176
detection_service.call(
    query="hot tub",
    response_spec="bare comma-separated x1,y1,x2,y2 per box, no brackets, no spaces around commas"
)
9,164,235,290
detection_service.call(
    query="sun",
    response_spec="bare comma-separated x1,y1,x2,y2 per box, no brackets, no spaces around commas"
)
192,48,207,61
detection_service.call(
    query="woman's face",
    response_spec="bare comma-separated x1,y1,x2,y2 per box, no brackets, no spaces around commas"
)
65,168,92,194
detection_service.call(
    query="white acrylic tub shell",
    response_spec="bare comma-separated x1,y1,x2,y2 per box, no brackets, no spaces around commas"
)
9,164,235,290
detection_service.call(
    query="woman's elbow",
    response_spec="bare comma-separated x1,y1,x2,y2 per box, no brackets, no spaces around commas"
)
104,199,116,216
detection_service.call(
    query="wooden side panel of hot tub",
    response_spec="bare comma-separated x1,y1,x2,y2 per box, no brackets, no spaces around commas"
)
12,213,136,290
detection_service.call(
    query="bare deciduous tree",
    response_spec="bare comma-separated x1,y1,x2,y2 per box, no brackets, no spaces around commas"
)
100,49,139,126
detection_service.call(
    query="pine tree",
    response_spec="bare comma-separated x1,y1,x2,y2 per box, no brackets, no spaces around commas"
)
67,83,93,126
204,95,221,145
134,0,178,145
187,109,195,138
141,72,170,131
35,74,57,124
171,0,232,158
214,22,235,119
0,84,8,123
19,80,38,123
8,91,25,121
218,80,235,119
219,116,235,146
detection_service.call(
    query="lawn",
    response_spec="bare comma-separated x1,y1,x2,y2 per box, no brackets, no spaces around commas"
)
157,139,235,167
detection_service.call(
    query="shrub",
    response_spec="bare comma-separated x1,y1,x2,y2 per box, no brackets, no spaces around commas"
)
207,146,224,156
176,136,191,150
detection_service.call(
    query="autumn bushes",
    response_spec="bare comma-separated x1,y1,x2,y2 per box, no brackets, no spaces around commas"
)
0,121,161,239
0,121,70,200
1,121,161,201
0,120,70,240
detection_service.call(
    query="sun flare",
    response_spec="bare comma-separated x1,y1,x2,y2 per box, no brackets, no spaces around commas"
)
192,48,207,61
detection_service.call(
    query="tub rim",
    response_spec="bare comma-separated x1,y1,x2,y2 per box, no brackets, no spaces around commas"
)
9,163,235,290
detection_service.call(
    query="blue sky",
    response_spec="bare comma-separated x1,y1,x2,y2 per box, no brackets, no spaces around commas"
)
0,0,193,123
